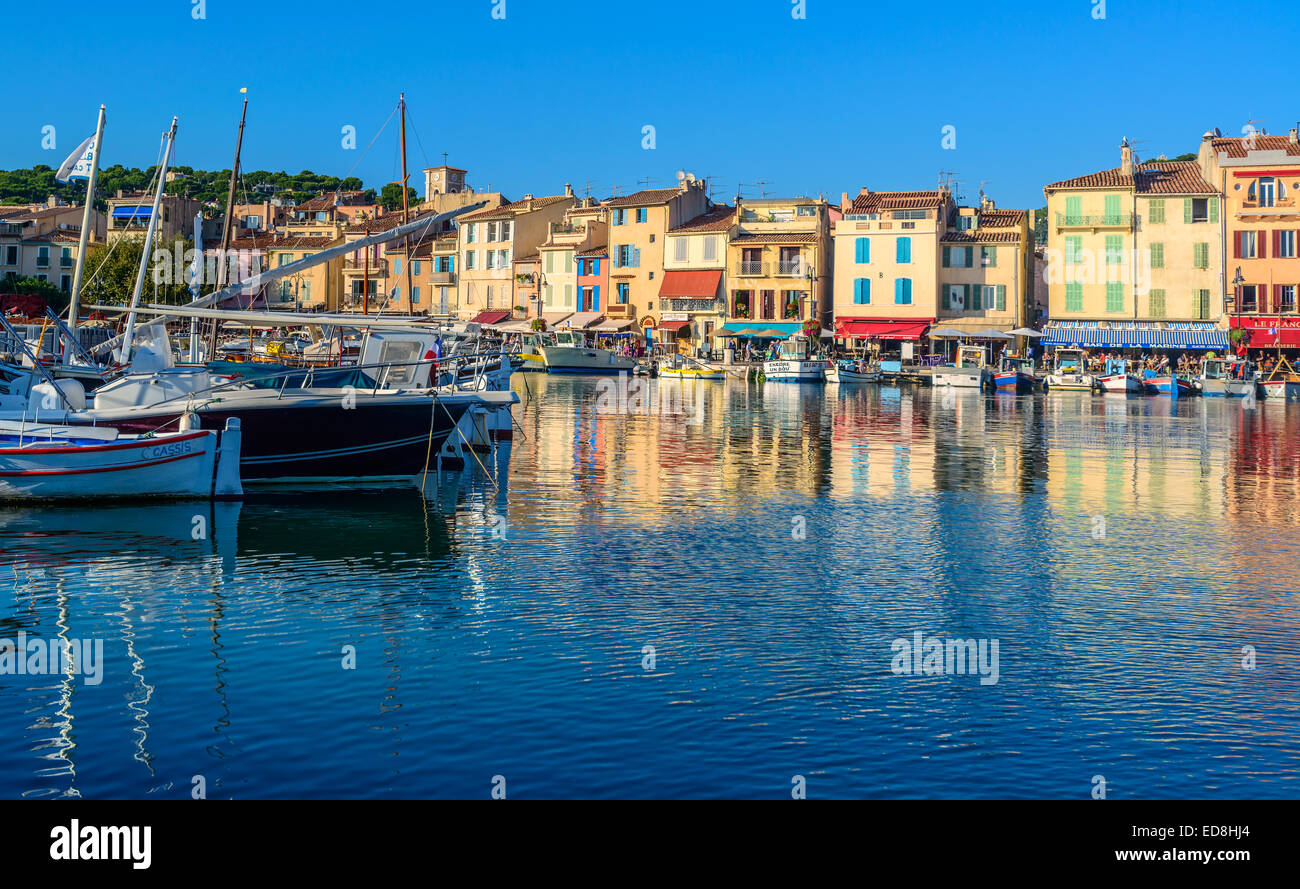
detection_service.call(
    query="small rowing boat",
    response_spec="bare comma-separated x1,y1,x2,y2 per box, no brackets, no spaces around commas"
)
0,418,243,500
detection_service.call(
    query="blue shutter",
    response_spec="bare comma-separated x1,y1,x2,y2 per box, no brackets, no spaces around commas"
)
895,278,904,303
593,285,600,310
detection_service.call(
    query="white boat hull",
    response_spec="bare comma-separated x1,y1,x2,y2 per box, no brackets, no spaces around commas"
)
1098,373,1142,393
0,426,231,499
1045,373,1094,391
1258,380,1300,401
826,365,879,383
541,345,636,374
763,360,825,381
932,367,989,388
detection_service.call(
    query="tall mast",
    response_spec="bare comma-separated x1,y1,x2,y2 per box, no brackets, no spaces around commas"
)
399,93,413,314
119,116,177,364
208,94,247,358
66,104,106,361
363,242,370,316
217,95,247,289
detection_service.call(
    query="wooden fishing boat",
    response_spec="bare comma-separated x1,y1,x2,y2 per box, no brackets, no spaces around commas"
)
1141,370,1196,396
992,356,1035,392
0,419,242,500
1097,358,1142,394
1258,356,1300,400
826,359,880,383
658,356,725,380
763,337,826,382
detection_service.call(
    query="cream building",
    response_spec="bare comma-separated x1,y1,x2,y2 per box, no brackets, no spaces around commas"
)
1042,140,1224,350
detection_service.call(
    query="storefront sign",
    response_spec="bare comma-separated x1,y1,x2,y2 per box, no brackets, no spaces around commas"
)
661,312,688,322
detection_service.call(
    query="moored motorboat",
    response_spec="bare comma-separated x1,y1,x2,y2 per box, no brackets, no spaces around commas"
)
932,345,991,389
541,331,636,374
763,337,826,382
1044,348,1093,392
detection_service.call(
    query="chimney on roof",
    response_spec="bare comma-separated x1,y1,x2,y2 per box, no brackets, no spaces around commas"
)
564,183,574,197
1290,127,1299,145
980,193,994,211
1120,138,1134,175
116,189,124,199
840,191,850,212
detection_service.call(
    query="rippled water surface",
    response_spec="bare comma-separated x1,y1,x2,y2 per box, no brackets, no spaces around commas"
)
2,376,1298,799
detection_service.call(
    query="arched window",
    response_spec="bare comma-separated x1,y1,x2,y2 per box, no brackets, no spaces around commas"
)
1251,177,1278,207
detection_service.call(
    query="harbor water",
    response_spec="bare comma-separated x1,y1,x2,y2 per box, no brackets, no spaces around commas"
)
2,375,1297,799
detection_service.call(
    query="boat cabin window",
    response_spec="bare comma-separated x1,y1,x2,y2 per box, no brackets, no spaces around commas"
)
374,339,423,387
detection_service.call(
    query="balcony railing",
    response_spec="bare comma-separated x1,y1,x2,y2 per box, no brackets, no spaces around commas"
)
736,261,767,276
1055,214,1133,229
431,271,456,285
776,260,805,276
344,258,389,275
60,257,74,268
605,302,634,319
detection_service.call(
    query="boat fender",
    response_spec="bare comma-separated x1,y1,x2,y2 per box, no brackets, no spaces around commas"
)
179,409,199,431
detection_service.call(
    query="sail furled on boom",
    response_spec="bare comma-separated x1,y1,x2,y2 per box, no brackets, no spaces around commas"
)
91,202,484,359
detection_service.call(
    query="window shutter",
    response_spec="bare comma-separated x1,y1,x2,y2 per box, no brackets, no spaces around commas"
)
965,247,973,268
942,285,950,310
1184,199,1193,223
942,246,950,267
996,284,1006,310
1259,233,1267,259
895,278,903,303
1233,232,1242,259
1274,229,1281,256
986,246,997,267
1209,198,1218,223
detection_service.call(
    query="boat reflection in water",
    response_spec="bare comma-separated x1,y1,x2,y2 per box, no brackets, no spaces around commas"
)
3,376,1299,799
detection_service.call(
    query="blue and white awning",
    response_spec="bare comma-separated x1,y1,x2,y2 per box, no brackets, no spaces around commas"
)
1043,323,1227,350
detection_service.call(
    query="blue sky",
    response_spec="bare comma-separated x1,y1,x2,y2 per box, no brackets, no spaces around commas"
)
11,0,1298,210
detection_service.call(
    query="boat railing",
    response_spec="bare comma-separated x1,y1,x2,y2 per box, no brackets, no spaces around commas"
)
107,349,512,413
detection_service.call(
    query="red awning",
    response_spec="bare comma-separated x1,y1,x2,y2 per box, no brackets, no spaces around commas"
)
470,310,512,325
658,319,690,333
835,318,934,340
1231,316,1300,347
658,270,722,299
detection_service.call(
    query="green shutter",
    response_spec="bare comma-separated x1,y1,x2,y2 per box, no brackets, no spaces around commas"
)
1208,198,1218,223
996,284,1006,310
970,284,981,311
983,245,997,267
1104,194,1121,223
1194,242,1208,269
1065,196,1081,223
942,246,950,268
1149,199,1165,225
1066,282,1082,312
1184,198,1193,223
1150,242,1164,268
1150,289,1165,318
1199,289,1210,320
942,284,950,309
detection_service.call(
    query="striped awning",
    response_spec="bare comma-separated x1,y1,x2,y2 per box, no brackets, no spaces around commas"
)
1042,323,1227,350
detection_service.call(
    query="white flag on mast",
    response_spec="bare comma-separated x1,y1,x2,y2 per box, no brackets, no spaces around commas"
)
55,134,97,183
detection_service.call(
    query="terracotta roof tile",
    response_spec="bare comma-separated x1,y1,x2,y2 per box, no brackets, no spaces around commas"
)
977,208,1026,228
1044,160,1215,195
460,194,573,221
730,231,819,244
602,188,682,208
849,190,948,213
940,230,1023,244
670,205,735,233
1212,134,1300,158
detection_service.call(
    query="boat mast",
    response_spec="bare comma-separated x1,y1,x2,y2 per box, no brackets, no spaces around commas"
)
208,94,247,357
65,104,106,362
118,116,177,364
363,241,370,316
399,93,413,314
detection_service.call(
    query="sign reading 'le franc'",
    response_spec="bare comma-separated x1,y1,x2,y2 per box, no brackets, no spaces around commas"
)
1238,317,1300,329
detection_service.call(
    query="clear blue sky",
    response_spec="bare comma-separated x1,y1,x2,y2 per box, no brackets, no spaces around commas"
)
11,0,1298,210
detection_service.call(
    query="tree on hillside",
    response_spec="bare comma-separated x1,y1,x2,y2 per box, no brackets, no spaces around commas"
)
379,184,419,211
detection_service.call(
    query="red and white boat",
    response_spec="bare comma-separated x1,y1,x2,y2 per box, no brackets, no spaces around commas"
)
0,419,242,500
1097,359,1142,393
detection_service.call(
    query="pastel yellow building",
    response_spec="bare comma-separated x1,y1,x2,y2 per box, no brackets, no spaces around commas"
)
937,200,1035,336
1042,141,1223,330
721,197,833,342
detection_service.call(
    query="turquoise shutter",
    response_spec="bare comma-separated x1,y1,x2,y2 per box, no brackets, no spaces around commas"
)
996,284,1006,310
942,285,950,310
970,284,980,311
942,246,950,268
965,247,974,268
895,278,904,303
